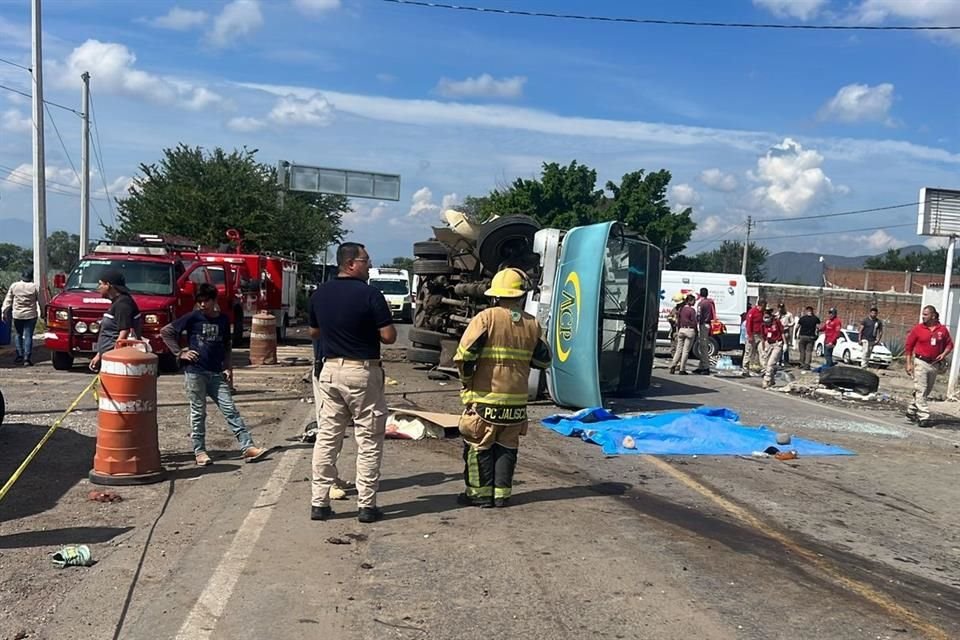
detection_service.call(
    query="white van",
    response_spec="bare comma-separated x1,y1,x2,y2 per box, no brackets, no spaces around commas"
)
368,267,413,323
657,270,748,353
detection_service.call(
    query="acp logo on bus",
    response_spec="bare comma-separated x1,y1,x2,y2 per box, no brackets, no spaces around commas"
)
555,271,581,363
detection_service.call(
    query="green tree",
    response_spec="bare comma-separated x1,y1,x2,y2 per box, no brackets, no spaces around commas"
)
110,144,346,258
382,256,414,271
0,243,31,272
864,247,953,273
463,161,696,260
601,169,696,261
47,230,82,272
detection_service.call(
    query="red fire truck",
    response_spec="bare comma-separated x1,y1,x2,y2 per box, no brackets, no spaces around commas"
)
43,233,297,371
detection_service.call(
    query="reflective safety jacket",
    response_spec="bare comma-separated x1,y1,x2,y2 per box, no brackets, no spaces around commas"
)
454,306,552,425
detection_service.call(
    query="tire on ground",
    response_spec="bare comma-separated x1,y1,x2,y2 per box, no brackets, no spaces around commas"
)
819,365,880,395
407,346,441,365
412,259,453,276
409,328,449,348
413,241,449,259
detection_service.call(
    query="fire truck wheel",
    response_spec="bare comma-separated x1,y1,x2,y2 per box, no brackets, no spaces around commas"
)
159,353,179,374
51,352,74,371
407,346,441,365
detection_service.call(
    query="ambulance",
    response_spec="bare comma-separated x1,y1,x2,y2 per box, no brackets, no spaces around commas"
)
368,267,413,323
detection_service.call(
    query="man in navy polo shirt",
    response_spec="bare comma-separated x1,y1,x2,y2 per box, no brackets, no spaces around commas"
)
309,242,397,524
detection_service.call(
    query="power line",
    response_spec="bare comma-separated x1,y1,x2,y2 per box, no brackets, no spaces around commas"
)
751,222,914,242
43,102,104,221
685,223,743,248
0,162,108,198
755,201,919,223
0,172,104,200
0,82,83,116
379,0,960,30
0,56,30,72
88,88,117,225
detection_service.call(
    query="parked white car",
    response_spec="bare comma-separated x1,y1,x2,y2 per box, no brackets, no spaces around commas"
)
814,328,892,368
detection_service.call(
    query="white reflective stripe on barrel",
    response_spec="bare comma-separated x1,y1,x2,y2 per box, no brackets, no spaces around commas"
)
99,397,155,413
250,332,277,341
100,360,158,377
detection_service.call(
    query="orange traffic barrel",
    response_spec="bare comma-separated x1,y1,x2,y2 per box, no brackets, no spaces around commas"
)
250,313,277,365
90,341,166,485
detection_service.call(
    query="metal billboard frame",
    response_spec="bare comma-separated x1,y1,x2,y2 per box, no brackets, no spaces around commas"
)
279,161,401,201
917,187,960,237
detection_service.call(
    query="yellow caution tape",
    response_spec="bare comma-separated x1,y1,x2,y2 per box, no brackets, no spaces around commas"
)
0,375,100,503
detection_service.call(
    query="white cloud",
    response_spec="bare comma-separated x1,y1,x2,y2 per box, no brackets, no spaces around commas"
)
852,229,907,251
818,83,895,125
53,40,224,111
147,7,208,30
699,168,738,192
854,0,960,44
239,82,960,167
268,93,334,126
404,187,460,221
748,138,847,216
753,0,828,20
1,163,79,191
293,0,341,14
924,237,949,250
1,109,31,134
103,175,134,198
435,74,527,99
344,200,390,227
208,0,263,48
226,116,266,132
693,214,725,237
669,183,701,212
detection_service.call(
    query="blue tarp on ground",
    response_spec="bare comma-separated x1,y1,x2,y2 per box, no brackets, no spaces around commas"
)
541,407,853,456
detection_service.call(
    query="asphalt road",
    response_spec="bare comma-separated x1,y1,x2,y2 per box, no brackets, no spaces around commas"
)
2,340,959,640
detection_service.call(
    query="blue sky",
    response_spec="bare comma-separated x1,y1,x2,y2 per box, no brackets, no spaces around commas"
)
1,0,958,264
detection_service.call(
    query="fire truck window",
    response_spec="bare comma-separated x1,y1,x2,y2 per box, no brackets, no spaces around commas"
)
206,267,226,286
189,267,209,284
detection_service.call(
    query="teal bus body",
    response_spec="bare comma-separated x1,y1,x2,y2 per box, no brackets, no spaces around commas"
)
548,222,662,409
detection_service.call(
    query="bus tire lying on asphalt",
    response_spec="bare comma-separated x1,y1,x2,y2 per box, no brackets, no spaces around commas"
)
407,346,441,365
409,328,449,348
819,365,880,395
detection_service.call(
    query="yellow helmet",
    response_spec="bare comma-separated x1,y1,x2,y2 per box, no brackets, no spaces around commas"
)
485,268,527,298
671,292,684,303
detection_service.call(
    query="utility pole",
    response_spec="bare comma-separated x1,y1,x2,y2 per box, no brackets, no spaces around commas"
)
79,71,90,261
31,0,48,305
740,216,752,277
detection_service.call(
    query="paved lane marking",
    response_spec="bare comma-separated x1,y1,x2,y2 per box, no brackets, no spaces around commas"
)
643,455,951,640
175,449,299,640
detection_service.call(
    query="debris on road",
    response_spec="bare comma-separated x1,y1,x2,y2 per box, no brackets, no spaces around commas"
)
87,491,123,503
50,545,95,568
385,408,459,440
325,537,351,545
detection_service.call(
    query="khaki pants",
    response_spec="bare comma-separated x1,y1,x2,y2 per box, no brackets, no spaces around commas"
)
670,327,696,372
860,340,875,368
763,343,782,386
907,359,938,423
312,359,387,508
696,323,712,371
744,333,761,370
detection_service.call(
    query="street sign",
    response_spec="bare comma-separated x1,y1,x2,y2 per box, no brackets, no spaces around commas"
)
917,187,960,237
281,162,401,201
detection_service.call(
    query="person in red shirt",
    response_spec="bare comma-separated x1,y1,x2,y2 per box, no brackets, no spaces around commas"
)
820,307,842,367
760,308,785,389
904,305,954,427
744,298,766,372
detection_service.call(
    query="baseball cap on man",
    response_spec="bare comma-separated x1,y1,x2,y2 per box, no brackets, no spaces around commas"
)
100,269,129,294
828,307,837,315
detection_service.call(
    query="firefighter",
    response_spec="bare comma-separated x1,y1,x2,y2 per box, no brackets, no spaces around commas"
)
454,268,551,508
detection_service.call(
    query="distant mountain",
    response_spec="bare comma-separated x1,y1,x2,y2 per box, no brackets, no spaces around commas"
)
764,245,930,285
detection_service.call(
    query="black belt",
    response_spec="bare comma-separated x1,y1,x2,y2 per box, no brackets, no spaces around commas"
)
916,355,937,364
